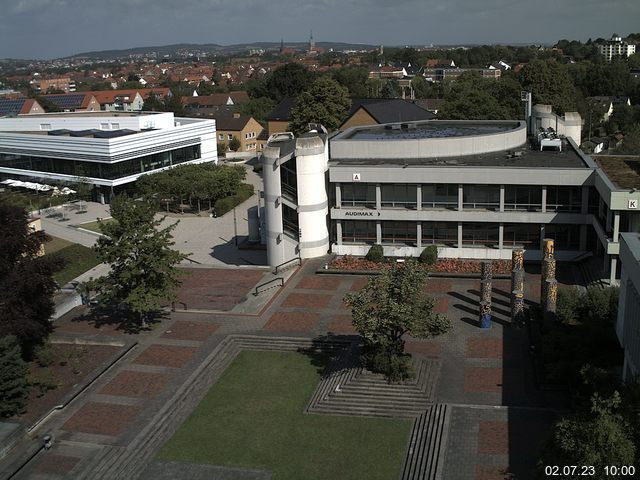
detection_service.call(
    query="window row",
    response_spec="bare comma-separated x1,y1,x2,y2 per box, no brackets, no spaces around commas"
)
340,184,585,212
0,145,201,180
340,221,581,250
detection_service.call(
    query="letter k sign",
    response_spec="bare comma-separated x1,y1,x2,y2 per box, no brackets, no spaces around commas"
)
629,199,638,209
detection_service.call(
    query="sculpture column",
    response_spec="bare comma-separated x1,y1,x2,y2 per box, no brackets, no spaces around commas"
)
479,260,493,328
511,249,525,323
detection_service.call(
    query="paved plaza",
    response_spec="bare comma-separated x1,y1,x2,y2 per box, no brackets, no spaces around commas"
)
3,257,569,480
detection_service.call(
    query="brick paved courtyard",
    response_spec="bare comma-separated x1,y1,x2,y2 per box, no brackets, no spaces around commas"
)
8,258,570,480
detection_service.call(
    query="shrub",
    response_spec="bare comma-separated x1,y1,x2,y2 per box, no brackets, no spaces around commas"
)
228,137,241,152
584,285,618,323
557,287,582,325
0,336,29,417
362,345,414,383
419,245,438,265
365,244,384,262
34,344,55,367
213,183,255,217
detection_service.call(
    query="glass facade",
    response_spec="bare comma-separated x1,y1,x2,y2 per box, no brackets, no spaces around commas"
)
381,184,416,208
342,220,376,244
422,222,458,246
422,184,457,209
504,185,542,211
381,221,416,245
463,185,500,210
280,158,297,202
342,183,376,208
0,145,200,180
503,223,540,247
546,186,582,212
546,224,580,250
282,204,299,239
462,223,499,247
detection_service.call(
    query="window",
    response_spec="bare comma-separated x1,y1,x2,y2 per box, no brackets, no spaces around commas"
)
282,204,298,239
381,184,416,208
462,223,499,247
341,184,376,208
218,134,224,140
381,221,416,245
40,123,52,130
228,134,233,140
280,158,297,201
504,185,542,211
110,123,120,129
422,184,458,209
546,186,581,212
463,185,500,210
546,224,580,250
422,222,458,246
342,221,376,244
503,223,540,247
100,123,109,130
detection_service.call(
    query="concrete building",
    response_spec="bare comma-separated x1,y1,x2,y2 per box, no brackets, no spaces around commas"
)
616,232,640,381
262,131,330,266
0,111,216,202
262,109,640,284
599,34,636,62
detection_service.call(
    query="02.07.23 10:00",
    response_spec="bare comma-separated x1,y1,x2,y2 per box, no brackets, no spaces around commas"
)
544,465,636,476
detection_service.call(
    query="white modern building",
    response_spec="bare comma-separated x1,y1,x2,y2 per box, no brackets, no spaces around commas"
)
262,108,640,285
598,34,636,62
616,232,640,381
0,111,216,201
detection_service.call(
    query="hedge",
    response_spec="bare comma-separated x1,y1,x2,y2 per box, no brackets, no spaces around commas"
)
213,183,255,217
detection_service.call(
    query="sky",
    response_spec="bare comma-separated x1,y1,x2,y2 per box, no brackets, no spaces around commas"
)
1,0,639,59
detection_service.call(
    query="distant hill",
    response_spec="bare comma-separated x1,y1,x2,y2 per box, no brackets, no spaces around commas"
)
66,42,379,60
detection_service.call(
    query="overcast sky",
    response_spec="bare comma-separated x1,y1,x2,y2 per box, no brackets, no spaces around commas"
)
1,0,639,59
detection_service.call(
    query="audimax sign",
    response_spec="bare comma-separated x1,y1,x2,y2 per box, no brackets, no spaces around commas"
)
343,210,381,217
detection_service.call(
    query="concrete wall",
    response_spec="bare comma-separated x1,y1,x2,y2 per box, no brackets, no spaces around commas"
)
331,120,526,160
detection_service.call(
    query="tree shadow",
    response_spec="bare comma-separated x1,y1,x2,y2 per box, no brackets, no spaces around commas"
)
297,333,360,375
69,304,167,334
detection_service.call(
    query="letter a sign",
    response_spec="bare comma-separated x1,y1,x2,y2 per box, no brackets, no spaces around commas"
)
352,173,361,182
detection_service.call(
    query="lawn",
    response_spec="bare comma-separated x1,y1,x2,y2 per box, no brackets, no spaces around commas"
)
45,239,101,285
76,218,115,234
159,350,411,480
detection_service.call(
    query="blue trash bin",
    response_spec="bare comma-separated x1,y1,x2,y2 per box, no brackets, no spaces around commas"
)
480,313,492,329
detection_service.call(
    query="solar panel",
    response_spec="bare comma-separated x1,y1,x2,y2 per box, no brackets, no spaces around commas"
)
0,99,26,115
43,94,85,109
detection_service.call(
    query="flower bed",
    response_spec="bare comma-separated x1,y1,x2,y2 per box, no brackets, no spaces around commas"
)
330,255,512,275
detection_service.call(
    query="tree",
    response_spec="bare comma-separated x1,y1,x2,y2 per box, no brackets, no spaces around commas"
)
238,97,276,125
617,123,640,155
88,196,187,328
0,201,63,356
265,63,315,102
344,261,451,381
332,66,370,98
519,59,578,114
0,336,29,417
289,76,351,134
439,73,517,120
541,392,635,478
228,136,241,152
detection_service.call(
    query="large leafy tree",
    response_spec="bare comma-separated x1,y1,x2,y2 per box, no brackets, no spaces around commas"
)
439,73,522,120
89,196,187,327
0,336,29,417
332,65,370,98
0,201,63,356
289,76,351,134
519,59,578,114
344,261,451,381
265,63,315,102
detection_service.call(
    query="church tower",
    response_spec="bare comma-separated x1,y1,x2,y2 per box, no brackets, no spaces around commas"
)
309,30,315,53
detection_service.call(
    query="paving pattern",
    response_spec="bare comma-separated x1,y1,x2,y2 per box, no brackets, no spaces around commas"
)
5,257,573,480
